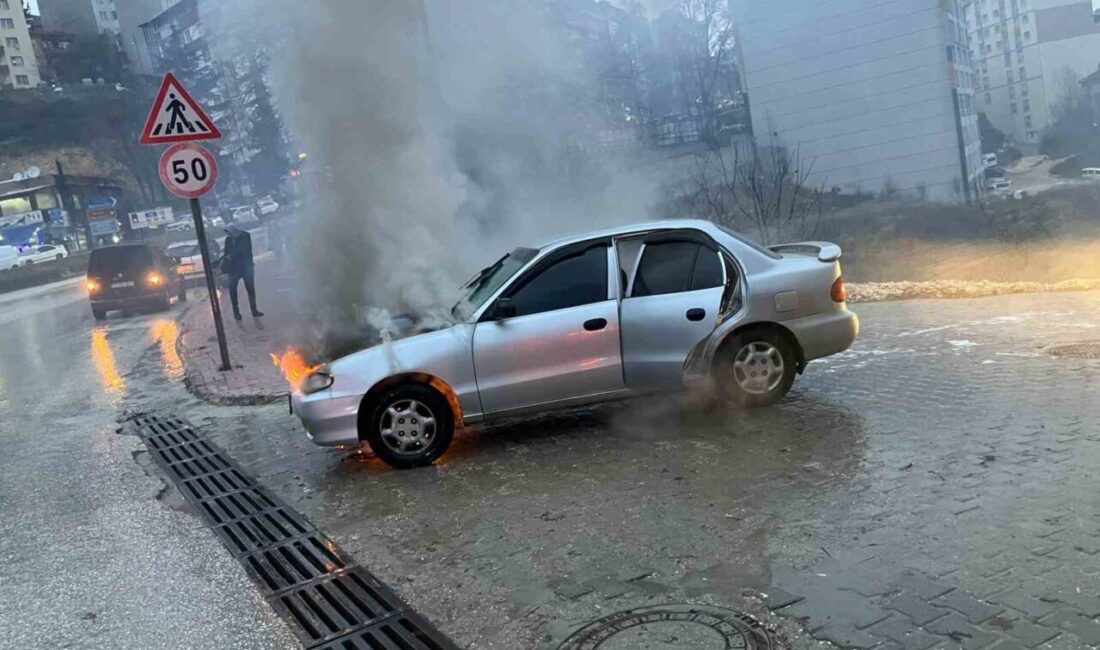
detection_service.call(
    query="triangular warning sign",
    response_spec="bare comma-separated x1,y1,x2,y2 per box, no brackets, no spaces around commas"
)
140,73,223,145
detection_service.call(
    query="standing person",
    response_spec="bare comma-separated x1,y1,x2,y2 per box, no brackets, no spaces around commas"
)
223,223,264,320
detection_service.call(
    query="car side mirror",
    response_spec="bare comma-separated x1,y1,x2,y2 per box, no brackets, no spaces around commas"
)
492,297,517,320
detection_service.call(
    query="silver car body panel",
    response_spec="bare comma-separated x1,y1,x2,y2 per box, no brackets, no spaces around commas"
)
292,219,858,447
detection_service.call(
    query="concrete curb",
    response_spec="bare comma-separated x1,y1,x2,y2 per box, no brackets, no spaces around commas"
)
174,298,289,407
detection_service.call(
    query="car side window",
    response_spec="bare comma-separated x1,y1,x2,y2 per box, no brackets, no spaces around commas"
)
507,245,608,317
691,248,724,290
632,241,698,297
39,245,53,252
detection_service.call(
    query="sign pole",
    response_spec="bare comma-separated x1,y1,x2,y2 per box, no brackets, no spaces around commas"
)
190,197,231,371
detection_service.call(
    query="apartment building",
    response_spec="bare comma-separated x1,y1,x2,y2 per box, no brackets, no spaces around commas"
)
38,0,120,35
965,0,1100,150
729,0,984,202
0,0,41,89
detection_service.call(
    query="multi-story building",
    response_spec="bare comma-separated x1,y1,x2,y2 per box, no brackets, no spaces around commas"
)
115,0,175,74
729,0,984,202
38,0,120,36
0,0,42,89
965,0,1100,150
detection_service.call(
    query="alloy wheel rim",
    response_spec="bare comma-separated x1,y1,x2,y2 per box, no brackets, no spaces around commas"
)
379,399,437,455
732,341,784,395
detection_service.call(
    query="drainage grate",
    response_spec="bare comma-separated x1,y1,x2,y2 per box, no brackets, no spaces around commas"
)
1050,342,1100,359
130,413,456,649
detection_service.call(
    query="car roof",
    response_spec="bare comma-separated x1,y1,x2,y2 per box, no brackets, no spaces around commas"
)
167,240,199,247
534,219,720,251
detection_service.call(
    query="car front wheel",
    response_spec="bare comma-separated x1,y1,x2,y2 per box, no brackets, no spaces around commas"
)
715,330,797,407
363,385,454,469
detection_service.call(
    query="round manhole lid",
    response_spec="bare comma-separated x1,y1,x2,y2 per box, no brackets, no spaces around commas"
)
558,604,774,650
1050,343,1100,359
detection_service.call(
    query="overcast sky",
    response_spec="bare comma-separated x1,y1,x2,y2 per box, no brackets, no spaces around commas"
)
26,0,38,15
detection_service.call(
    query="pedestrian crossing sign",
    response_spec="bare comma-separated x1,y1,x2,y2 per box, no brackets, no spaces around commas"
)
139,73,223,145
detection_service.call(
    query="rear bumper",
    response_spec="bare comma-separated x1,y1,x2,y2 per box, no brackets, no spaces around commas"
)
290,390,361,447
785,308,859,362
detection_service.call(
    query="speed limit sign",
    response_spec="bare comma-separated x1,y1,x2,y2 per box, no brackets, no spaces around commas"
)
158,142,218,199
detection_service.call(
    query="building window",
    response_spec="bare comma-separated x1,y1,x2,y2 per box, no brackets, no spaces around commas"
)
1023,99,1030,112
983,28,990,38
1022,14,1029,24
1007,70,1014,83
0,1,9,9
1011,102,1018,113
1024,31,1031,40
1094,0,1100,23
9,55,22,66
1021,84,1028,96
1027,131,1036,139
1025,116,1033,128
4,37,17,49
0,19,14,29
1019,66,1025,79
985,93,992,103
14,74,28,85
1004,51,1012,65
1009,85,1016,98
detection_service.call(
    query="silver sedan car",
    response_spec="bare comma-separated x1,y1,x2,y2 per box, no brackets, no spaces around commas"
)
291,219,858,468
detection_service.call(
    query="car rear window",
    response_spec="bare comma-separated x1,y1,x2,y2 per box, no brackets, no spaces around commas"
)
168,245,200,257
88,246,155,277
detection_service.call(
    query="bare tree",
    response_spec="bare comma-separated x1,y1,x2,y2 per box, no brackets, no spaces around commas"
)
666,0,737,116
679,138,828,244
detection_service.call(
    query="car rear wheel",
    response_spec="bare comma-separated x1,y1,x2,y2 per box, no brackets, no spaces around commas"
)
157,292,171,312
91,306,107,320
715,329,796,407
363,385,454,469
55,254,63,260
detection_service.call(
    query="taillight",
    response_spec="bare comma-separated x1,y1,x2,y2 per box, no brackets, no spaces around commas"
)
86,279,100,294
147,272,164,287
830,276,847,303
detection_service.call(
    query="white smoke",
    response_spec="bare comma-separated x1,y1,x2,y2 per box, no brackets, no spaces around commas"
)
217,0,664,357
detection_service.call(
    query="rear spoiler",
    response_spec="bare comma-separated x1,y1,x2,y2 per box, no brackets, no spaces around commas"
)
768,241,842,263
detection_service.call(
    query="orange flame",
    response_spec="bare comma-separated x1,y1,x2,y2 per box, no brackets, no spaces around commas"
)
271,348,321,389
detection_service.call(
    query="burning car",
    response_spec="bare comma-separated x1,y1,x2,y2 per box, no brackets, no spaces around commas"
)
288,220,858,469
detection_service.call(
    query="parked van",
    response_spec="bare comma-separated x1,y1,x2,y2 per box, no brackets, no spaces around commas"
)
1081,167,1100,178
0,245,19,271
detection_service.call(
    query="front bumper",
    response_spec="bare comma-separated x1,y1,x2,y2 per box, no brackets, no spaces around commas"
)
290,389,361,447
90,293,167,312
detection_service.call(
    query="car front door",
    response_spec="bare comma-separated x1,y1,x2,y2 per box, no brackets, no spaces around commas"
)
620,234,727,389
473,241,625,418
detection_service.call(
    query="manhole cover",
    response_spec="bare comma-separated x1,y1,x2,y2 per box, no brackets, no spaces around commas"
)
1050,343,1100,359
558,604,774,650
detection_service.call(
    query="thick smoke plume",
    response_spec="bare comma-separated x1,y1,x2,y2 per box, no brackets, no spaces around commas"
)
223,1,664,358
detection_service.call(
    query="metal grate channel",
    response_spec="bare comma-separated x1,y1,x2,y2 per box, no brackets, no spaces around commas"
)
130,414,457,650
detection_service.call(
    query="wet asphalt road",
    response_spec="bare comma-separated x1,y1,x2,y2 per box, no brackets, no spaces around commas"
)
0,281,297,649
6,280,1100,650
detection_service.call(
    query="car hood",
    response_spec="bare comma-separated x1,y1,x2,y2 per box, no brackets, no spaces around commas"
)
327,322,475,398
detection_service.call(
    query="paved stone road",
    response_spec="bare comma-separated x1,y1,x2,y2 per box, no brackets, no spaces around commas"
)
136,291,1100,649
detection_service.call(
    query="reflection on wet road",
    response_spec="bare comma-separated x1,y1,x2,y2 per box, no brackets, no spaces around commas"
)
0,281,296,649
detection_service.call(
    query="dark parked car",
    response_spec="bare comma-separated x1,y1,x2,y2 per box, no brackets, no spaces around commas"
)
85,244,186,320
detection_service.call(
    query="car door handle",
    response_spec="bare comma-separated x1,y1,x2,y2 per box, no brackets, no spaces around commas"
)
686,308,706,321
583,318,608,331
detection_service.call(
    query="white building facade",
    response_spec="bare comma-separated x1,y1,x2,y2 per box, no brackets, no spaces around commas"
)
966,0,1100,150
0,0,41,89
730,0,984,202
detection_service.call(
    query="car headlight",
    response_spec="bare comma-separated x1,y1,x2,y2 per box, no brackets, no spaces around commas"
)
301,366,334,394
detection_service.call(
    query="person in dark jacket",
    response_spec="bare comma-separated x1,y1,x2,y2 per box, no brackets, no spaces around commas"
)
222,223,263,320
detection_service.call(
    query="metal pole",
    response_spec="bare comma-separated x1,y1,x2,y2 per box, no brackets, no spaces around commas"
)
190,197,232,371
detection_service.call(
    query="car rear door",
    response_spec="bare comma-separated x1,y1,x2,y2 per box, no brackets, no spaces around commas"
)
620,233,726,389
472,240,624,418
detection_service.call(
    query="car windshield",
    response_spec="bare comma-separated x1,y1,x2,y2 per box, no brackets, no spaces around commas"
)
451,247,538,320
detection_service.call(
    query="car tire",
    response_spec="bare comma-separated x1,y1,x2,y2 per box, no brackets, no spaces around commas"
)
56,254,63,260
363,385,454,469
92,306,107,320
158,292,172,312
715,329,797,407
